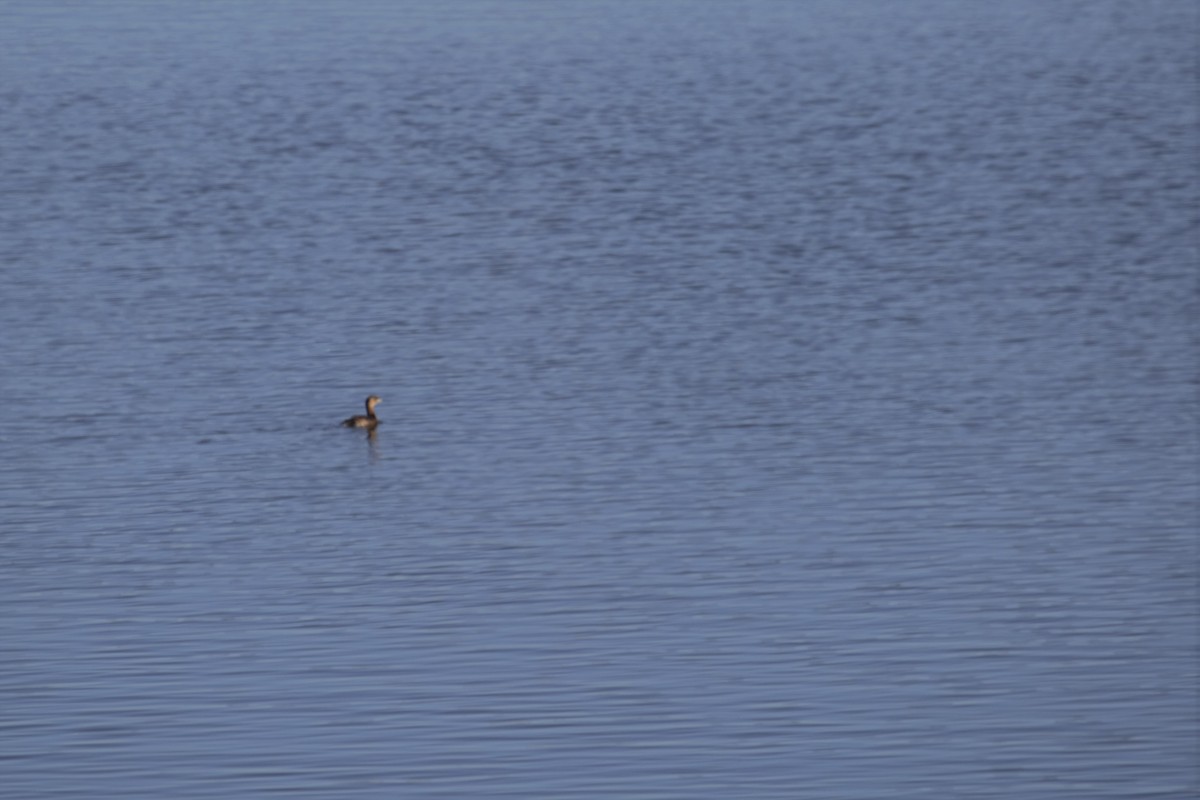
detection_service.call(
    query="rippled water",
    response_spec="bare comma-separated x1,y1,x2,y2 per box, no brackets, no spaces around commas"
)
2,2,1197,798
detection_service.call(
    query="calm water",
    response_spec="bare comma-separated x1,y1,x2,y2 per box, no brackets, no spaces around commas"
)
1,2,1197,798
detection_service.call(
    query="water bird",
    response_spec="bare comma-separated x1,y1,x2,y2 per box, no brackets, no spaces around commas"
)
342,395,381,429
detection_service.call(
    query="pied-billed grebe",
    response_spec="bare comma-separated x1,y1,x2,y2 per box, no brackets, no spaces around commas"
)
342,395,381,429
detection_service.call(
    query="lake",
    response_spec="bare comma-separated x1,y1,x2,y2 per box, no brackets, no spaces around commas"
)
1,1,1196,797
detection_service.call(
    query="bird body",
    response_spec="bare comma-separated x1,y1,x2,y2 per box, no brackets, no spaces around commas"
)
342,395,381,429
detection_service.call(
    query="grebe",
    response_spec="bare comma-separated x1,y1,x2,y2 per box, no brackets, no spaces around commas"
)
342,395,381,429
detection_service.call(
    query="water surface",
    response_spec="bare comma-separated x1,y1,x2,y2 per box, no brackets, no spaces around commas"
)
1,2,1197,798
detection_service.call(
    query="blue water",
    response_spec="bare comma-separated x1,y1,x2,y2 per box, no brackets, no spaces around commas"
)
2,2,1197,798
